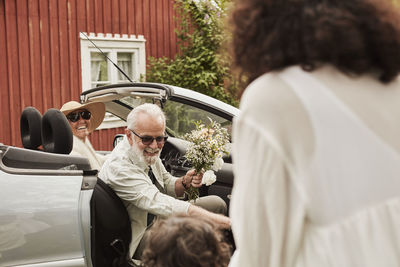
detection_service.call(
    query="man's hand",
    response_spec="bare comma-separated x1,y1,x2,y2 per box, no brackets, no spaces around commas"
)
188,204,231,229
175,169,203,196
185,169,203,188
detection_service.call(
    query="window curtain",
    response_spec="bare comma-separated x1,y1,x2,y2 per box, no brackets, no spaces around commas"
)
91,61,101,82
117,61,131,81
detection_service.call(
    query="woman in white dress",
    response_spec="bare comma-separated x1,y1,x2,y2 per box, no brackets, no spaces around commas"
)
228,0,400,266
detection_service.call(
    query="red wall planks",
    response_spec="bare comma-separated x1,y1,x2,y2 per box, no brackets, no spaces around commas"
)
102,0,110,33
119,0,127,34
0,0,11,145
86,0,95,35
149,0,157,58
49,0,61,108
157,0,164,57
169,0,177,57
93,0,103,34
58,0,71,106
1,0,179,150
111,0,119,33
90,127,126,151
5,0,21,146
28,0,44,110
68,0,80,102
39,0,53,113
16,0,31,111
132,0,142,36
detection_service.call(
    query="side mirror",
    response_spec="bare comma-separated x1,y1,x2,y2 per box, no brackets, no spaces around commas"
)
113,134,125,148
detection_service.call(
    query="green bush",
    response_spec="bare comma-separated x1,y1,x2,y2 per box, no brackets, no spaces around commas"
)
145,0,239,107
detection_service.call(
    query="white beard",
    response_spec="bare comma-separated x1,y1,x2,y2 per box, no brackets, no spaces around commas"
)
131,143,161,166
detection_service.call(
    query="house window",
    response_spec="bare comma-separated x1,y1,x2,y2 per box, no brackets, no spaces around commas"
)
90,52,109,87
80,32,146,90
80,32,146,129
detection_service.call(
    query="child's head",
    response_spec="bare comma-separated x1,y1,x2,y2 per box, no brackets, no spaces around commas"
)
141,214,231,267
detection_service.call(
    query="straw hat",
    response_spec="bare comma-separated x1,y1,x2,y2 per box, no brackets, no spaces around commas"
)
60,101,106,133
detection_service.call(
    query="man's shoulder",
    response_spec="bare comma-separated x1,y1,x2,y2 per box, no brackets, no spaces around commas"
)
107,152,142,172
100,151,147,180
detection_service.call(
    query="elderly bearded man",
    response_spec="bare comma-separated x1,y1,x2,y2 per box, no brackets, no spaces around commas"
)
99,103,230,262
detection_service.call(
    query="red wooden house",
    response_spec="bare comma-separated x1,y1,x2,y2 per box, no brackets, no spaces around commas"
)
0,0,179,151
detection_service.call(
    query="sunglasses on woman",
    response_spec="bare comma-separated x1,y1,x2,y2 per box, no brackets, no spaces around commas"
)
129,129,168,145
66,110,91,122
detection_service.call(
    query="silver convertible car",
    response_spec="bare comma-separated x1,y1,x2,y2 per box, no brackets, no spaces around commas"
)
0,83,239,267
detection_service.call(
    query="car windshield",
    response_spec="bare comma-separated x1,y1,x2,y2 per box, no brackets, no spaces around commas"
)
118,95,233,141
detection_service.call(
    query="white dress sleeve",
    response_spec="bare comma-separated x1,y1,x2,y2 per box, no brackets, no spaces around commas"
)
229,114,306,267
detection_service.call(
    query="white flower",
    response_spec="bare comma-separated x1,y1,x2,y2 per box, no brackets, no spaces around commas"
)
204,14,211,25
212,157,224,171
202,170,216,186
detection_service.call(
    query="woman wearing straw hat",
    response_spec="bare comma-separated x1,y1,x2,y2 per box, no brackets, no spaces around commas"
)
60,101,107,170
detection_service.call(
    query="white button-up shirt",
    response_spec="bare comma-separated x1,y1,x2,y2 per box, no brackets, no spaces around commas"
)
99,137,190,257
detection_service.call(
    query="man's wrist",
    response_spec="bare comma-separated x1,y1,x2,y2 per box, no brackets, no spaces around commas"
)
181,176,189,189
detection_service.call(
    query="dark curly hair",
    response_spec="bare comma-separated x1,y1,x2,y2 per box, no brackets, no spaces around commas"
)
229,0,400,88
141,214,231,267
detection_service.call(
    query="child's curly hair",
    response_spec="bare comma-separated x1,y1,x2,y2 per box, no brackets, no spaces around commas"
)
141,214,231,267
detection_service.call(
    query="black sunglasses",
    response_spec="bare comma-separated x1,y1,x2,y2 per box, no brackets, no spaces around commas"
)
66,110,91,122
130,129,168,145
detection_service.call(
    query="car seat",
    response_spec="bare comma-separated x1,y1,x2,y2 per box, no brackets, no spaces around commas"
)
90,177,132,267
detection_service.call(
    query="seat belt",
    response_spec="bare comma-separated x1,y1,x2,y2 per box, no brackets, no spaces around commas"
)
147,167,157,226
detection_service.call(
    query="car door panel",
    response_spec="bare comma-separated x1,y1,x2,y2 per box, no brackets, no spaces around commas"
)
0,145,92,267
0,172,85,266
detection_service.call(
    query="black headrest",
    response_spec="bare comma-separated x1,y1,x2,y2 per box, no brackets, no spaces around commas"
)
42,108,73,154
20,107,42,150
20,107,73,154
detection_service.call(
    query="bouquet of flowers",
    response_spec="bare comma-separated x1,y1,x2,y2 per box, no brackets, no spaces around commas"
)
183,118,230,201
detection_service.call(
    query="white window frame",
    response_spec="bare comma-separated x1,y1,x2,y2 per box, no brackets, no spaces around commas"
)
80,32,146,90
80,32,146,129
